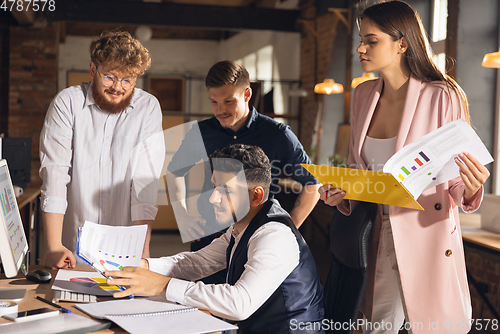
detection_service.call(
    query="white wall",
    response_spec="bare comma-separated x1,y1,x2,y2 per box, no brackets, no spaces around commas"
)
219,30,301,80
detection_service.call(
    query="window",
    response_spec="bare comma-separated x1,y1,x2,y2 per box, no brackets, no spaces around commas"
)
431,0,448,73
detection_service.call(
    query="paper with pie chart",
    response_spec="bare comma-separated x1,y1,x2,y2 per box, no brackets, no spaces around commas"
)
78,221,147,273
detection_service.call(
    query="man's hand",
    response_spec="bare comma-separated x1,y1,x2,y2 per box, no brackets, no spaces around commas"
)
139,259,149,269
106,267,171,298
44,245,76,269
42,212,75,269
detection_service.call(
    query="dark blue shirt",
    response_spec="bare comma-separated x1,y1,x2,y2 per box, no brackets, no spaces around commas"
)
168,106,318,197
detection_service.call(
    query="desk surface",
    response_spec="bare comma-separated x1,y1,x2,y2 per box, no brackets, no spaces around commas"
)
0,265,124,333
16,188,41,209
0,265,225,334
460,213,500,252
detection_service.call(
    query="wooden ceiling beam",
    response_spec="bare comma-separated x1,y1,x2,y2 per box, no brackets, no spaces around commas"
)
63,23,236,40
42,0,300,32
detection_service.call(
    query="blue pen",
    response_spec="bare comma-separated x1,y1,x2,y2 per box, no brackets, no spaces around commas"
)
76,228,134,299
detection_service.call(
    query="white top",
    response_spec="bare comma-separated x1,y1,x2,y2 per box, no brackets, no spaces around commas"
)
361,136,397,215
361,136,397,172
147,222,300,321
39,82,165,258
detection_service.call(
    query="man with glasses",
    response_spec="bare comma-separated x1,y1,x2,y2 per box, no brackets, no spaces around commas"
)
39,31,164,269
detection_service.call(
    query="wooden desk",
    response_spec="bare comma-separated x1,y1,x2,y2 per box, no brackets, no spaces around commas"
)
0,265,227,334
459,213,500,252
0,265,122,333
16,188,41,265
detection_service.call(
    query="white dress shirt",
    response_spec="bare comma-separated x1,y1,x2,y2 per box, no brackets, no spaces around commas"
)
40,82,165,259
147,222,300,321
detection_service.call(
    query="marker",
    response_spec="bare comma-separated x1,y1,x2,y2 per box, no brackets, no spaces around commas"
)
36,296,72,313
82,258,133,299
64,259,73,268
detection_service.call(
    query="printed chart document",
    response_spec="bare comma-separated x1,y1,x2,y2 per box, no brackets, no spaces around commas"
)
303,119,493,210
76,297,238,334
51,269,122,296
382,119,493,199
78,221,147,272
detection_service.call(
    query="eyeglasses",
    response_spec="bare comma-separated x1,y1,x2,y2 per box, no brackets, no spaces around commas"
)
95,68,136,91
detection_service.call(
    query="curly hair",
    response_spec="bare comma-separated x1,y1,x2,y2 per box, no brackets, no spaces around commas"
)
90,30,151,77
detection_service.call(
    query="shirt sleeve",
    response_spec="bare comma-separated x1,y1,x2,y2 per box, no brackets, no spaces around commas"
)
163,222,300,322
279,126,319,186
130,96,165,222
39,91,75,214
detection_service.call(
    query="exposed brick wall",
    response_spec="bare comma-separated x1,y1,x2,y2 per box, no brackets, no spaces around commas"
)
8,23,58,188
464,244,500,334
299,0,339,151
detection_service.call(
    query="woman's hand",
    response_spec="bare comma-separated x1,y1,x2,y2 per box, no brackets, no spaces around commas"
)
454,152,490,201
318,184,346,207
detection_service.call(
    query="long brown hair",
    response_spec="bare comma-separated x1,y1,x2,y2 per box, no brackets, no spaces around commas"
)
359,0,470,123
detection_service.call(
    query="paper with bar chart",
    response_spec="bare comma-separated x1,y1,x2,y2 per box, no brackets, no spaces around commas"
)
302,119,493,210
78,221,147,273
382,119,493,199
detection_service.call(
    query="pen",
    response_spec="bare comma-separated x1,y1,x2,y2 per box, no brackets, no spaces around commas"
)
36,296,72,313
87,260,134,299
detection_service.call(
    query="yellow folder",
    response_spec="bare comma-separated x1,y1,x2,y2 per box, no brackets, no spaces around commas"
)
301,164,424,210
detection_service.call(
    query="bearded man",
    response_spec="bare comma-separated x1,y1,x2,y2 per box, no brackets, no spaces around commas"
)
39,31,164,269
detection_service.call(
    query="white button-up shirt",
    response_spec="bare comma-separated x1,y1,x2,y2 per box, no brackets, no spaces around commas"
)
147,222,300,321
40,82,165,257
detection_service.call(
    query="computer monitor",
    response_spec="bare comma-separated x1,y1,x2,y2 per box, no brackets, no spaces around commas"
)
0,159,29,278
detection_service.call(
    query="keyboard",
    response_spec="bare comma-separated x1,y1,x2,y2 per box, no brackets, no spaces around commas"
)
52,290,98,303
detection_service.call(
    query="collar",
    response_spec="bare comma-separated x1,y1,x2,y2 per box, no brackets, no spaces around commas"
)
231,224,248,239
84,81,136,114
214,106,259,133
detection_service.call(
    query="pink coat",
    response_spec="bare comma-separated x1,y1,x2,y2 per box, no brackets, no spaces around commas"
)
338,76,483,333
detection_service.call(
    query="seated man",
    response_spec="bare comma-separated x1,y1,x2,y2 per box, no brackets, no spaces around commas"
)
107,144,325,334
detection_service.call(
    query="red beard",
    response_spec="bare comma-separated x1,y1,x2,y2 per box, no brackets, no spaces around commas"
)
91,80,134,114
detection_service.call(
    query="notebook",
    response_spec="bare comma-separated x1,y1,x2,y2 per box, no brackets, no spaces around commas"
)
75,297,238,334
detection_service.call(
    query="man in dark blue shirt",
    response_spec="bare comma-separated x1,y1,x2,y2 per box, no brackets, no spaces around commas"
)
166,61,320,282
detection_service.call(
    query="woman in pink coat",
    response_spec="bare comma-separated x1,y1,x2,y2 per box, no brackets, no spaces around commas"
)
319,1,490,333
